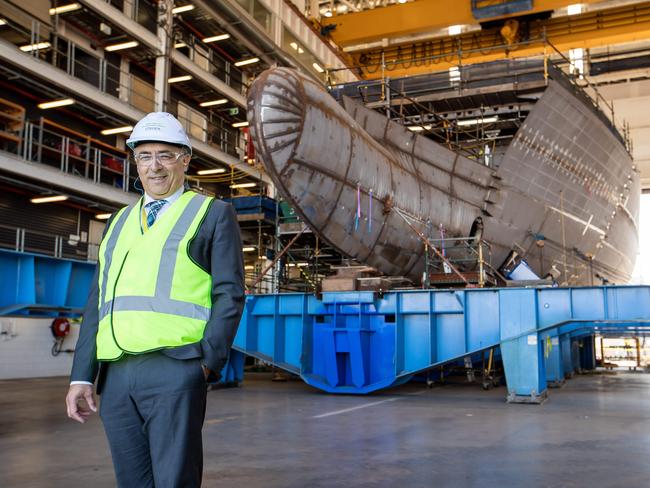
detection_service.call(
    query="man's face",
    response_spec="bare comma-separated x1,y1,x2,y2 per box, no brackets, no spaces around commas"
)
134,142,190,199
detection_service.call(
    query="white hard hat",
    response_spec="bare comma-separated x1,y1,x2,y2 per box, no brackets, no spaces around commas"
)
126,112,192,154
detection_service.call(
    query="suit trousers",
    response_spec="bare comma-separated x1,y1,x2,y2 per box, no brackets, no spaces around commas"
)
99,351,207,488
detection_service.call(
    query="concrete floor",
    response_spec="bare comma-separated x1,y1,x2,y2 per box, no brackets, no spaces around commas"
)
1,371,650,488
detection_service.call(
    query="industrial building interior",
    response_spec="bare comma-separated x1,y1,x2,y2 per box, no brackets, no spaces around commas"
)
1,0,650,486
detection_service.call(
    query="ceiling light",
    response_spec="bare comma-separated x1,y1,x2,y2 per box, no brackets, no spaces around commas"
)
290,42,300,51
232,121,249,128
203,34,230,43
407,125,431,131
312,62,325,73
31,195,69,204
105,40,138,52
200,99,227,107
242,247,256,252
567,4,583,15
234,57,259,67
457,116,498,126
230,182,256,188
49,3,81,15
397,0,407,3
172,4,195,14
323,10,333,17
196,168,226,175
38,98,75,109
95,213,112,220
101,125,133,135
0,19,7,26
20,42,51,52
448,25,462,36
244,265,255,270
168,75,192,83
174,41,187,48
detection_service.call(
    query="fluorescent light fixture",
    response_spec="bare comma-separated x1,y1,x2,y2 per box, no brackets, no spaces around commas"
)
448,24,462,36
95,213,112,220
196,168,226,175
172,4,195,14
232,121,249,128
230,182,256,189
449,66,461,83
203,34,230,43
242,247,256,252
244,265,255,270
20,42,51,52
234,57,259,67
101,125,133,135
457,116,498,126
31,195,69,204
38,98,75,109
289,42,304,53
567,4,583,15
200,99,227,107
105,40,138,52
168,75,192,83
569,48,584,77
49,3,81,15
0,19,7,26
296,262,308,267
312,62,325,73
408,125,431,131
174,41,187,48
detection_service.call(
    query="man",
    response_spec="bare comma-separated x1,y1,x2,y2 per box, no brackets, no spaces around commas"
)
65,112,245,487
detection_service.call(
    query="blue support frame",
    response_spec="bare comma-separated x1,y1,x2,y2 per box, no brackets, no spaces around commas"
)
234,286,650,400
4,247,650,401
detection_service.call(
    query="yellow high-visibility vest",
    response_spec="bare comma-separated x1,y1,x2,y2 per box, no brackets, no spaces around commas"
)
96,191,213,360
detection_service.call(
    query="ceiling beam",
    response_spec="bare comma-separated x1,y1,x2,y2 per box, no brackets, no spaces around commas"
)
78,0,245,107
322,0,606,47
350,2,650,79
0,151,138,207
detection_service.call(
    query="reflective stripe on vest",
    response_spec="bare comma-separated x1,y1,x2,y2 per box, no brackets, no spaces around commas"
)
96,192,212,359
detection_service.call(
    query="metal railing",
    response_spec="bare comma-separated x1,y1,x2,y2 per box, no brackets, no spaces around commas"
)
3,13,245,158
0,223,95,261
20,119,136,193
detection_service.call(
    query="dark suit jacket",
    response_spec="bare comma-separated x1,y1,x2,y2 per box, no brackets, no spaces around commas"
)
70,194,245,393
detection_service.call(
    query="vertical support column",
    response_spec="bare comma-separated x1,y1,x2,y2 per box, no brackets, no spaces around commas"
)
543,332,565,388
571,339,581,373
499,289,548,404
579,335,596,371
561,334,574,378
154,0,173,111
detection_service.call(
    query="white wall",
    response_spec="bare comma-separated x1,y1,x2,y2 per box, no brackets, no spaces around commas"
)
0,318,81,380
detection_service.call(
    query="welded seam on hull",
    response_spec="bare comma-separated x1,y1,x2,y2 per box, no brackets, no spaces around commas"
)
256,71,353,263
343,96,491,189
262,93,304,114
317,98,362,236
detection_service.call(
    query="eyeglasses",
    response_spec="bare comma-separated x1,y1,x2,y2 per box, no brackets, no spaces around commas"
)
133,151,185,166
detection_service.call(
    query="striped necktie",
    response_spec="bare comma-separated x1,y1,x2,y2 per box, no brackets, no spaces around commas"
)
145,199,168,228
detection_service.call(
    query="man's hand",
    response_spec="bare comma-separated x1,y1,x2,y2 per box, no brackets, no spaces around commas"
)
202,364,210,380
66,384,97,423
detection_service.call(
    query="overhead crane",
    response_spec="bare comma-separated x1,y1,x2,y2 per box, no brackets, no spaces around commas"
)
320,1,650,79
321,0,605,47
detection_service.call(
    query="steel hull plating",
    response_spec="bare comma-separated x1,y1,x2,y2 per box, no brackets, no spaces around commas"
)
247,68,639,285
